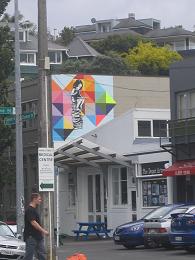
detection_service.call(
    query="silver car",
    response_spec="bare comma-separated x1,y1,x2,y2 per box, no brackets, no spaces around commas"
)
0,221,25,259
144,205,195,248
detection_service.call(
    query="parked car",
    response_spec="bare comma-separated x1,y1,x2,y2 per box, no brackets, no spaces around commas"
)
0,221,25,259
144,204,195,248
113,204,183,249
169,209,195,252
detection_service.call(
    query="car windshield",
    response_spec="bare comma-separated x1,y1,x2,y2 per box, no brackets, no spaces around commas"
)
143,205,179,220
0,223,15,237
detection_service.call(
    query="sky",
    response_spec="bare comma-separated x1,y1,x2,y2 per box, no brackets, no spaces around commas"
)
5,0,195,34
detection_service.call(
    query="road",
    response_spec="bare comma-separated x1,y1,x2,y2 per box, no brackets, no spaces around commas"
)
56,239,195,260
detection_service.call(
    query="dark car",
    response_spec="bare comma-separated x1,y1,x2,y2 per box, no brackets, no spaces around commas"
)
169,206,195,252
113,204,185,249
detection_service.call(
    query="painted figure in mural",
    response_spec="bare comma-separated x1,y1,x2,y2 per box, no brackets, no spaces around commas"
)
71,79,84,129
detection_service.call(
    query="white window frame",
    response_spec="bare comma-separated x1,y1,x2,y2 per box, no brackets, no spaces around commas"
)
136,119,168,138
20,52,36,66
111,166,128,207
49,51,62,64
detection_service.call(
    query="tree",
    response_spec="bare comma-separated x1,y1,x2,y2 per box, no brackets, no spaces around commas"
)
55,55,139,76
58,26,75,46
0,1,15,187
1,13,37,35
124,42,182,75
90,35,143,55
0,0,10,16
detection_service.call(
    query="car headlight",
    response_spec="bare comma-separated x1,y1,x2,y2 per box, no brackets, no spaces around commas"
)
18,245,26,251
130,224,143,232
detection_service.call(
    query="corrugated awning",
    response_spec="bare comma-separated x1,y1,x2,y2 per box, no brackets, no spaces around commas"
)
163,160,195,176
54,138,132,169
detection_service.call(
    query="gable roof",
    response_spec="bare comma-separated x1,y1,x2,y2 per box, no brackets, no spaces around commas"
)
77,29,141,42
67,36,101,58
113,18,152,30
145,27,195,38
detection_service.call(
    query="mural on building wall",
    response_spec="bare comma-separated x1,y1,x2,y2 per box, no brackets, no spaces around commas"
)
52,74,116,141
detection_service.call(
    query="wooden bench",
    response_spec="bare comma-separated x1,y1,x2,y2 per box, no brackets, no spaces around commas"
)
72,222,112,240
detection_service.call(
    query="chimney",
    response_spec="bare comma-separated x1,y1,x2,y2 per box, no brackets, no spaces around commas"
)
128,13,135,20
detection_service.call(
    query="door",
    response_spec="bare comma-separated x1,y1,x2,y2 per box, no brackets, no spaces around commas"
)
87,174,107,223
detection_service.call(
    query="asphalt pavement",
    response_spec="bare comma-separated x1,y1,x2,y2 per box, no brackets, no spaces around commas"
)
56,238,195,260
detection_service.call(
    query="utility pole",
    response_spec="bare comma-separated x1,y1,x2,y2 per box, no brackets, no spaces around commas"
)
14,0,24,235
38,1,54,259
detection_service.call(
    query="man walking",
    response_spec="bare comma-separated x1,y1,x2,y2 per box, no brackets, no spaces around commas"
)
23,193,49,260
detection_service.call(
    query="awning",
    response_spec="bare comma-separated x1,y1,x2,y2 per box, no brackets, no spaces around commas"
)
163,160,195,176
54,138,132,169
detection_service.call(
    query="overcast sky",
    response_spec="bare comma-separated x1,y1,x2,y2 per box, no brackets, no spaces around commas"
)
5,0,195,34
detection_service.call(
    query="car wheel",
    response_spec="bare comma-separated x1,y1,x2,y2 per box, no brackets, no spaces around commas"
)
185,246,195,253
123,244,136,250
144,240,158,249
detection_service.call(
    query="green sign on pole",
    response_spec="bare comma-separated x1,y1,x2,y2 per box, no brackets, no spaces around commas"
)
0,107,15,115
4,112,35,125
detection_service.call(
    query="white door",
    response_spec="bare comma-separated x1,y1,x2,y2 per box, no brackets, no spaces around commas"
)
87,174,107,223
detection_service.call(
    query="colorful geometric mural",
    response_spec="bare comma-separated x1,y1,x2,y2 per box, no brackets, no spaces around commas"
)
52,74,116,141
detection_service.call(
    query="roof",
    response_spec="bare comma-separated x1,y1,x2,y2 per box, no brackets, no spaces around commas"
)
77,29,141,42
113,18,152,30
67,36,101,58
145,27,195,38
54,138,132,169
20,34,67,52
75,24,96,33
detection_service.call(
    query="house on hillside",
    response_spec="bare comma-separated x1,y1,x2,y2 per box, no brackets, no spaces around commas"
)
74,13,195,57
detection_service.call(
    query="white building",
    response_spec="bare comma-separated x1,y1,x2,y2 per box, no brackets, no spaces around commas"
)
54,108,173,236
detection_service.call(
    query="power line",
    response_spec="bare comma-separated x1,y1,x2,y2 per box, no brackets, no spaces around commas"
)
52,74,169,93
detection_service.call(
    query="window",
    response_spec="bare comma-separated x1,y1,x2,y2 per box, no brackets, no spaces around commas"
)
68,173,76,208
131,191,136,211
20,53,36,65
142,179,167,207
174,40,185,51
48,51,62,64
137,120,168,137
21,100,38,129
112,167,128,205
153,120,167,137
177,91,195,119
19,31,25,41
138,121,151,136
189,92,195,117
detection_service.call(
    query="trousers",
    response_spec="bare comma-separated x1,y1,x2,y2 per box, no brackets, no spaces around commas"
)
23,236,46,260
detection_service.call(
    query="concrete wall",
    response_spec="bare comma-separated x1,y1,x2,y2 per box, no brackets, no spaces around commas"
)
113,76,170,117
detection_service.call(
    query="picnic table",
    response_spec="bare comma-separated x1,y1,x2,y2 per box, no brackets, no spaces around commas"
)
72,222,112,240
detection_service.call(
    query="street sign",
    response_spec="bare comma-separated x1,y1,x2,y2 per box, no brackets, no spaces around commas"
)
4,112,35,125
38,148,54,192
0,107,15,115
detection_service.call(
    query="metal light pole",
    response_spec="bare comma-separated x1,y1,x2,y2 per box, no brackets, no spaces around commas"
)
14,0,24,235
